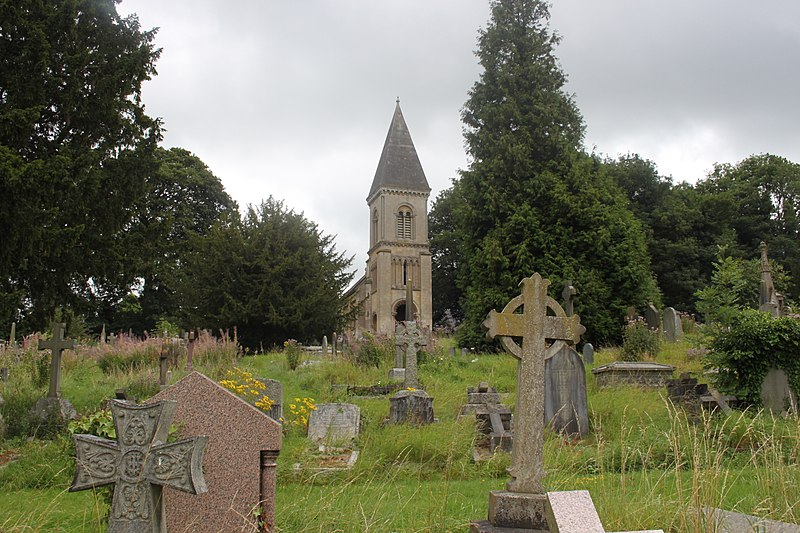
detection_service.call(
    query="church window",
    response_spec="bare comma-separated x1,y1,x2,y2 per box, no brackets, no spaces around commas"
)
396,207,412,239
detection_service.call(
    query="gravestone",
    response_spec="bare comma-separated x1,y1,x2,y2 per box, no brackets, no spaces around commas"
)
33,322,77,422
395,321,427,388
471,273,585,533
663,307,683,342
99,323,106,344
322,335,328,355
761,368,798,415
544,343,589,438
562,281,577,317
308,403,360,450
703,507,800,533
389,322,407,382
149,372,282,533
159,344,169,389
546,490,664,533
70,400,208,532
476,405,513,454
759,242,781,317
460,381,502,416
389,389,434,425
259,378,283,422
582,343,594,365
645,303,660,331
626,307,637,322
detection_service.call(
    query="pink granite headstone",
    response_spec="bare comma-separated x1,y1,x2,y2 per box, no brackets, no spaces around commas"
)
149,371,282,532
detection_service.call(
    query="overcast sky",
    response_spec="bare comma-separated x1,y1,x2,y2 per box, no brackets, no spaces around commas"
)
118,1,800,277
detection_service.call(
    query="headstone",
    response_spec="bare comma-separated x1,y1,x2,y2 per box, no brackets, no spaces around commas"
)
9,321,16,347
561,281,577,317
626,307,637,322
259,378,283,422
582,343,594,365
322,335,328,355
663,307,683,342
759,242,781,316
703,507,800,533
462,347,469,356
149,372,282,533
760,368,798,414
471,273,585,533
332,332,338,356
592,362,675,388
70,400,208,532
389,389,434,425
395,320,427,388
645,303,660,331
544,343,589,438
460,381,503,416
186,329,196,371
100,323,106,344
308,403,360,450
33,322,77,422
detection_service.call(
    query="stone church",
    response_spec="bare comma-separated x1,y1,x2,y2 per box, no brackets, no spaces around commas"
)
344,101,433,337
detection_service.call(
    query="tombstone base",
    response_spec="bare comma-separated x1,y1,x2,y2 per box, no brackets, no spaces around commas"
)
481,491,549,530
32,396,76,423
388,389,434,425
469,520,548,532
388,368,406,382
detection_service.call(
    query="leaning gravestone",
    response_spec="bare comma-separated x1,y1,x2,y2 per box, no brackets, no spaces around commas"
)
70,400,208,532
149,372,282,533
761,368,798,415
663,307,683,342
544,343,589,438
645,303,661,332
471,273,585,532
33,322,77,423
308,403,360,450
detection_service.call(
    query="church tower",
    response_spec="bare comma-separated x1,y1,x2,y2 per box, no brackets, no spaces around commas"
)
353,100,433,336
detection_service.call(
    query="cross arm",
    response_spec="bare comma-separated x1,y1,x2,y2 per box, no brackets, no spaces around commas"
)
148,436,209,494
70,434,120,492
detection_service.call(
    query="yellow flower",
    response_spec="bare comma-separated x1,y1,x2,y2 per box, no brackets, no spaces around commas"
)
289,404,296,410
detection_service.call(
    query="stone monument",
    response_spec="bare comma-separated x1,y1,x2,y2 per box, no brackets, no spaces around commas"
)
759,242,781,316
663,307,683,342
33,322,77,422
70,400,208,532
308,403,360,450
471,272,584,532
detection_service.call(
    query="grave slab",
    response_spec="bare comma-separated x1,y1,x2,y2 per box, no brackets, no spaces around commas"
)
592,362,675,388
308,403,360,450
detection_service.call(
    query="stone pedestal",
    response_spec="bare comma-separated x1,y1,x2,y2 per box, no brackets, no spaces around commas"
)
470,491,549,532
388,389,434,425
388,367,406,382
32,396,76,423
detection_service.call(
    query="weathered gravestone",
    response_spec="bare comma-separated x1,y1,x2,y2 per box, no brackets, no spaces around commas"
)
582,343,595,365
259,377,283,422
663,307,683,342
546,490,664,533
645,303,661,332
545,343,589,438
308,403,360,450
149,372,282,533
703,507,800,533
761,368,798,415
389,389,435,425
322,335,328,355
70,400,208,533
592,361,675,388
33,322,77,422
470,273,585,532
759,242,781,316
395,320,427,389
460,381,503,416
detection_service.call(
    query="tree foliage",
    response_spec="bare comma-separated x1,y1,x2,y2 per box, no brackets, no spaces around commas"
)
0,0,161,333
451,0,658,347
178,197,354,349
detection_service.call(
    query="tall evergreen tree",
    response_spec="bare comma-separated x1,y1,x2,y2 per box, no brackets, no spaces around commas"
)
454,0,658,346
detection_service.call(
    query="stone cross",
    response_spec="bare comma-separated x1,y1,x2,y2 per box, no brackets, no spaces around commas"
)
759,241,780,316
39,322,76,399
561,281,577,317
70,400,208,532
483,273,585,493
395,321,427,388
185,330,196,371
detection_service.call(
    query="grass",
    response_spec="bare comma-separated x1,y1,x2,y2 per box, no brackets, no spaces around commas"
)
1,334,800,531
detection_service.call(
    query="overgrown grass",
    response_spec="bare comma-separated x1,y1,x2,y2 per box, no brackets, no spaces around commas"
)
2,335,800,531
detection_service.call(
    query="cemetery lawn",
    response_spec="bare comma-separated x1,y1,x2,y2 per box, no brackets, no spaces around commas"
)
2,337,800,531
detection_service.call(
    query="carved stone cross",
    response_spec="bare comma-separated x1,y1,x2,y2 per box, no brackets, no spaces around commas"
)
395,321,428,388
561,280,577,317
70,400,208,532
483,273,585,494
39,322,76,399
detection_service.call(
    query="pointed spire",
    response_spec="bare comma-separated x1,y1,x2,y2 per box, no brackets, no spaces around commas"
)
367,100,431,202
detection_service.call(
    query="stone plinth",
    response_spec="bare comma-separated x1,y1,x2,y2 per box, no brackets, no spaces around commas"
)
592,362,675,388
388,389,434,425
149,372,282,533
32,396,76,424
470,491,549,532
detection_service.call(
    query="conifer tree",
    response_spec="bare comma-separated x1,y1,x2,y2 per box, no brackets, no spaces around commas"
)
453,0,658,346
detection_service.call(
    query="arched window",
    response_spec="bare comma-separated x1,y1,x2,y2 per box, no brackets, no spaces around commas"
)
396,207,412,239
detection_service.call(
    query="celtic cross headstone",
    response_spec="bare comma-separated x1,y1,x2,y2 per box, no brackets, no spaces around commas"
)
395,321,428,388
482,273,585,493
70,400,208,532
39,322,76,399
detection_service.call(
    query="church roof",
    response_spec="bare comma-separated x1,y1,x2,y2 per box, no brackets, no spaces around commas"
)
367,101,431,201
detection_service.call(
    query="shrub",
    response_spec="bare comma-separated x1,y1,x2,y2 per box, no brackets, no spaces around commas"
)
352,333,393,368
219,368,274,412
284,339,301,370
706,309,800,406
621,318,660,361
